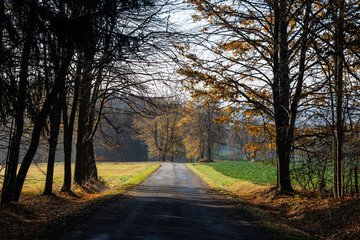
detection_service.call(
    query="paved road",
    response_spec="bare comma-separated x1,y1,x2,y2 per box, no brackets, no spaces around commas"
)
61,163,271,240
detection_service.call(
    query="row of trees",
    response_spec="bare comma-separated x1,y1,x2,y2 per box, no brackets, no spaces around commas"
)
134,98,227,162
178,0,360,196
0,0,174,205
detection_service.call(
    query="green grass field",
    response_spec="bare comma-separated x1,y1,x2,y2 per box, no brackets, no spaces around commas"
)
186,163,313,240
203,160,339,190
205,161,277,185
0,162,159,196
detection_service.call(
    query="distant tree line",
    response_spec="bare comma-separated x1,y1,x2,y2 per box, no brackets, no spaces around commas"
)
133,97,228,162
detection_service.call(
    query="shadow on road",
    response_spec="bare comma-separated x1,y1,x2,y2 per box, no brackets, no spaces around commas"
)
61,163,272,240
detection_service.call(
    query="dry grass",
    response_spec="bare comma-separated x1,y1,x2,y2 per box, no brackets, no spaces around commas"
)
0,162,160,239
0,162,151,197
186,163,268,196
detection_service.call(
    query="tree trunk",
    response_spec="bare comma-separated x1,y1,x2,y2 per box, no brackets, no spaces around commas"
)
0,0,4,60
272,0,294,193
332,0,345,198
85,73,102,181
87,140,98,180
74,85,88,185
43,102,61,195
200,139,204,159
1,6,35,202
12,91,56,201
44,42,73,194
355,166,359,194
61,120,73,192
74,0,98,185
61,76,78,192
205,141,212,162
75,49,95,185
2,116,24,203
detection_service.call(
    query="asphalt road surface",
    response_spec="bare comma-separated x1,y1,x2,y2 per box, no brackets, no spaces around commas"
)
61,163,271,240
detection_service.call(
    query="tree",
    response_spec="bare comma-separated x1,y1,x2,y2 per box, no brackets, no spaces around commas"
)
179,98,226,162
135,101,183,161
306,0,359,197
2,0,42,203
43,1,76,194
329,0,345,198
178,0,316,192
1,0,175,203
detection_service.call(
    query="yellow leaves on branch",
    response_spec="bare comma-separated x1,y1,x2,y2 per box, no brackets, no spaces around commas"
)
243,140,276,159
240,121,276,160
178,68,217,86
219,40,252,56
191,14,202,22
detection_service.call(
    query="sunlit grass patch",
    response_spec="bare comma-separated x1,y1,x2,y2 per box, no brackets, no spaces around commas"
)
188,163,236,187
0,162,160,198
186,163,313,240
107,163,160,193
206,161,277,185
98,163,152,188
186,163,268,197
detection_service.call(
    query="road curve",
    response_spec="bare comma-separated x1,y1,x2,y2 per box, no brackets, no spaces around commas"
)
61,163,271,240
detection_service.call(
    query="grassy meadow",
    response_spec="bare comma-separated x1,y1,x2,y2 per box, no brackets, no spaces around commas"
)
0,162,159,197
206,160,277,185
201,160,336,190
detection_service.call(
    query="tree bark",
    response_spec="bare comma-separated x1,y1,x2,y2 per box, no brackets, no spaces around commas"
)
75,50,95,185
355,166,359,194
333,0,345,198
12,90,57,202
43,101,61,195
200,139,204,159
74,77,89,185
44,41,73,194
61,69,79,192
87,139,98,180
205,103,213,162
205,142,212,162
272,0,294,193
74,0,99,185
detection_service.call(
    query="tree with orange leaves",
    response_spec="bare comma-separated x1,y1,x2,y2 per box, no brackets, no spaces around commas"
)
179,98,226,162
178,0,317,193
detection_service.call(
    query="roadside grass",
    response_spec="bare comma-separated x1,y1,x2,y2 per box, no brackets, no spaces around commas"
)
186,163,268,198
186,163,315,240
206,160,337,190
207,160,277,185
0,162,160,239
0,162,155,198
188,162,360,240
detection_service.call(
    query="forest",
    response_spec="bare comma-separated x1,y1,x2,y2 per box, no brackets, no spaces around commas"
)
0,0,360,239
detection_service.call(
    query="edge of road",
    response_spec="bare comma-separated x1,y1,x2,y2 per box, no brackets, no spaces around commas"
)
185,163,319,240
25,163,161,240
